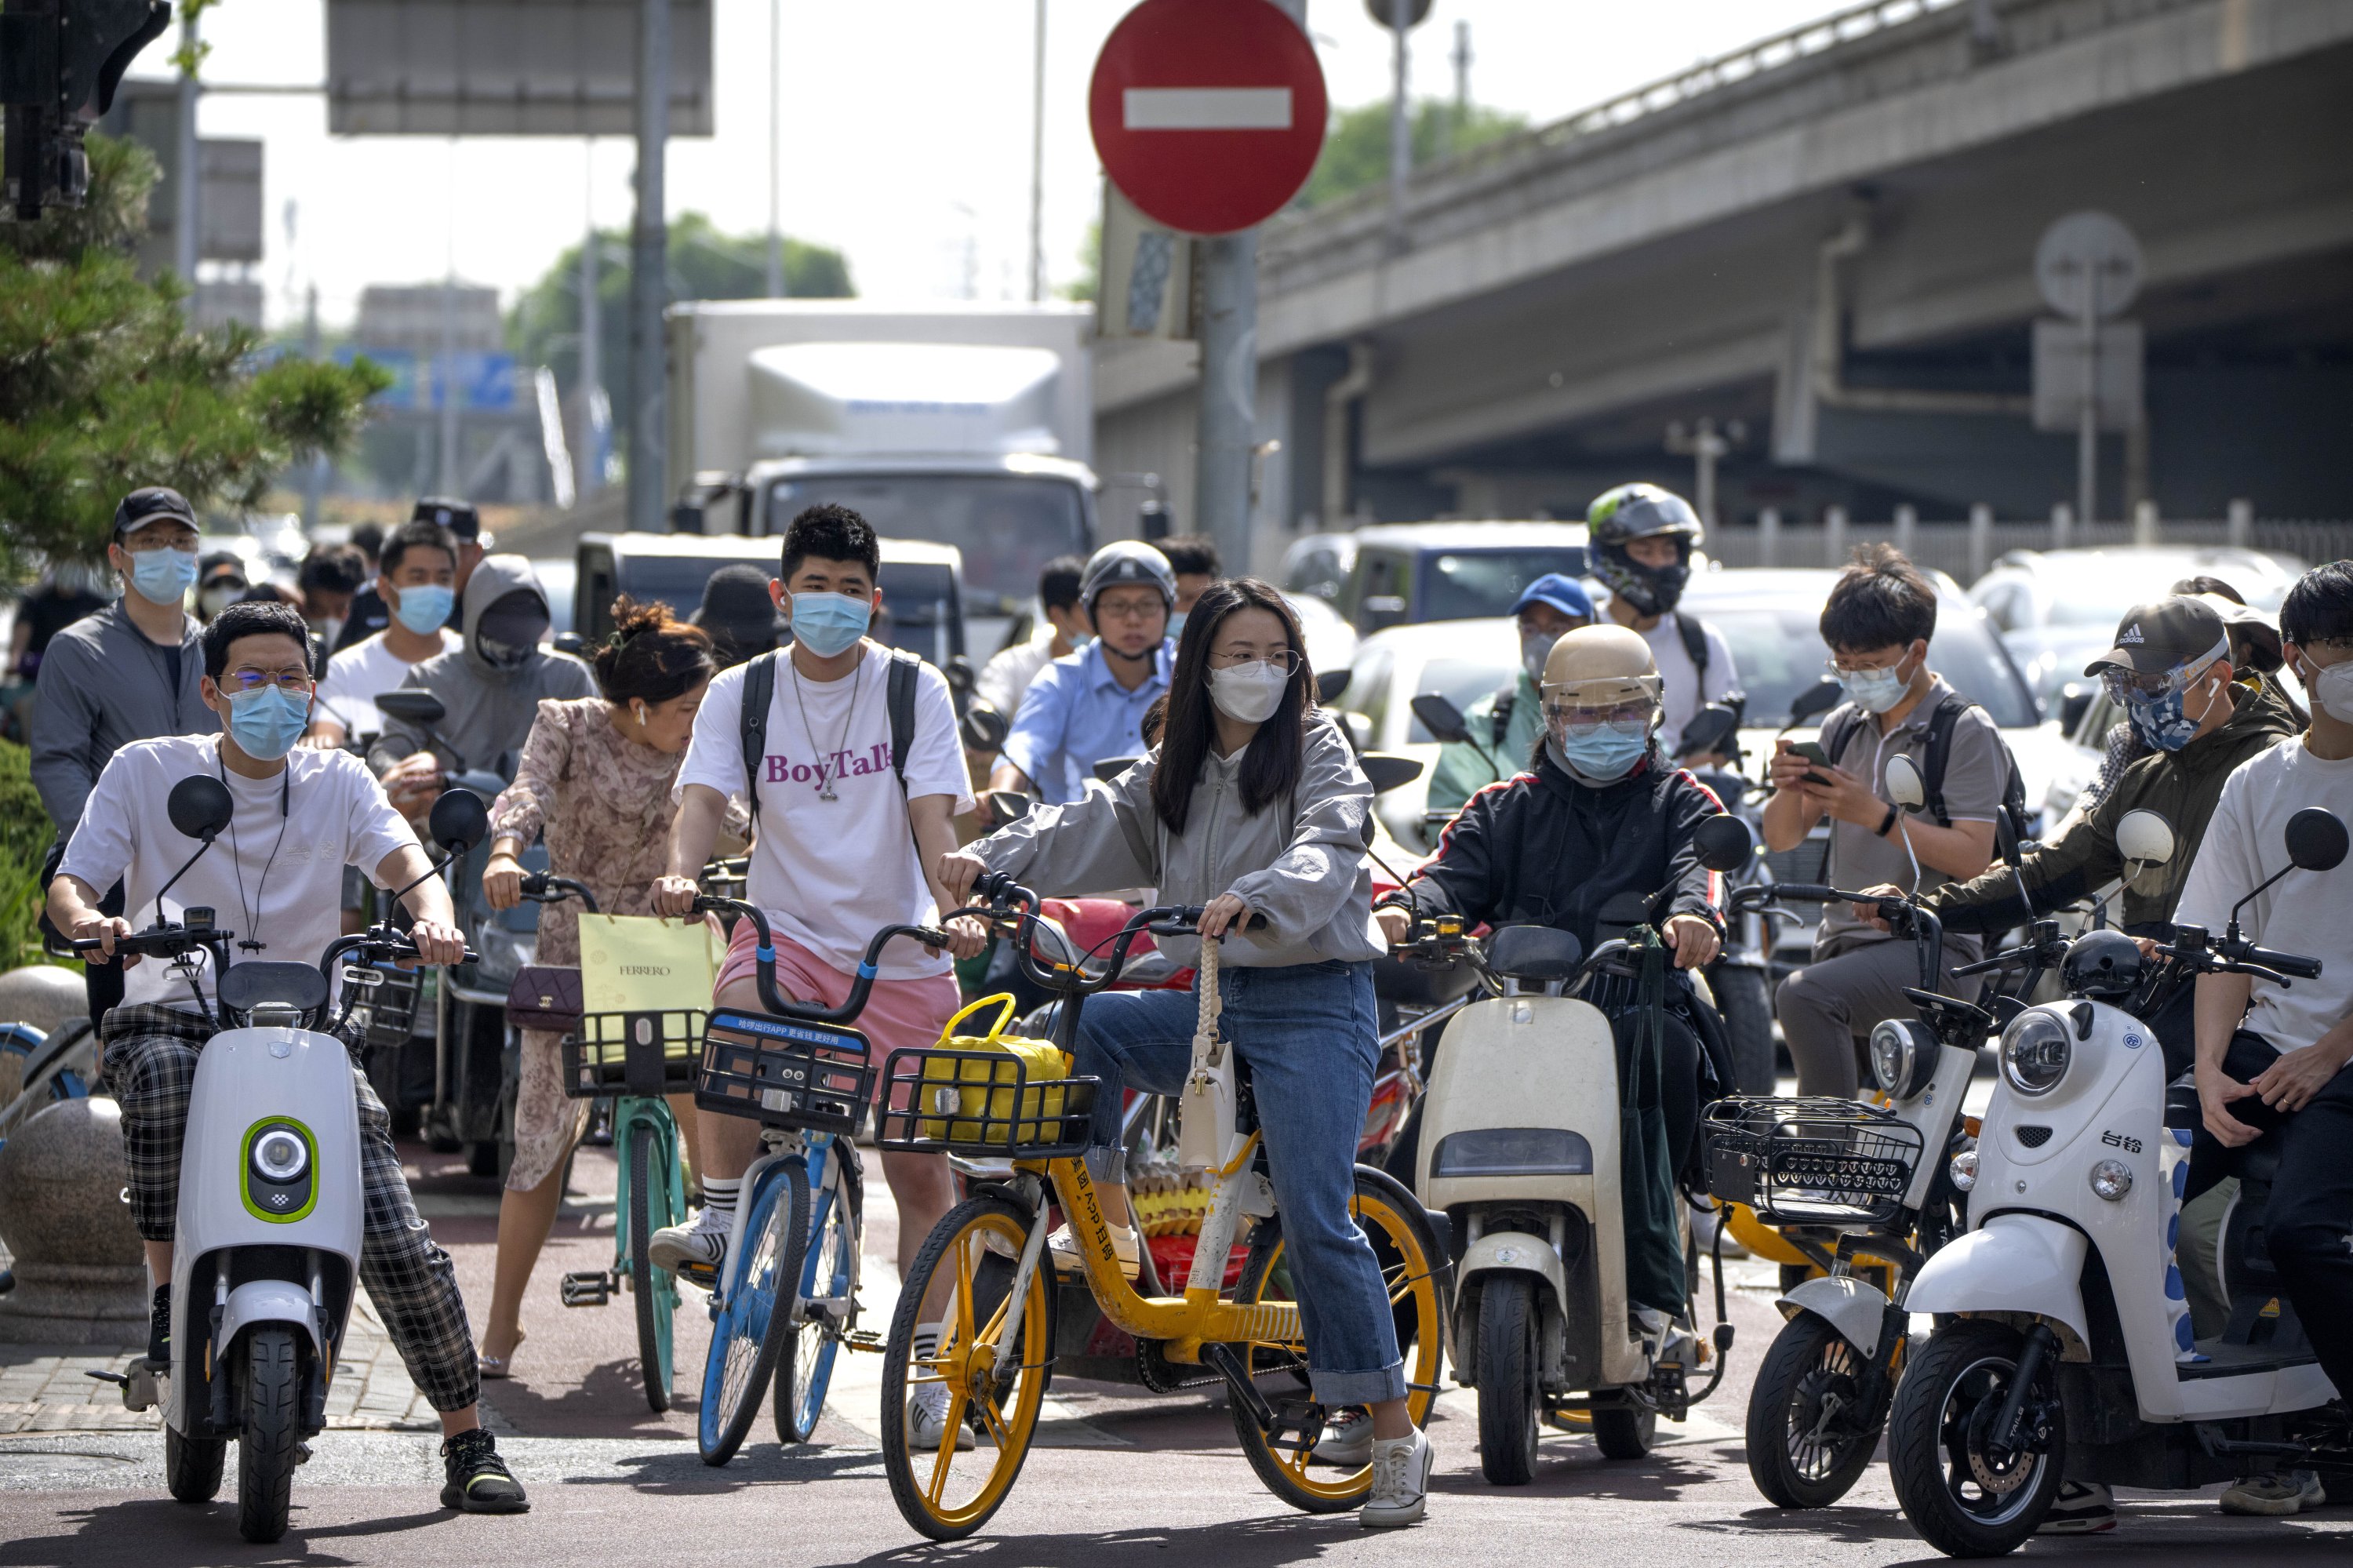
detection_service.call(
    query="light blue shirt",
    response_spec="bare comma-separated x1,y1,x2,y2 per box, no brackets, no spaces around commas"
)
1002,639,1174,804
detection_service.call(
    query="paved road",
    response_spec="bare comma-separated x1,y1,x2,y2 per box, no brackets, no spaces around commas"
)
4,1140,2350,1566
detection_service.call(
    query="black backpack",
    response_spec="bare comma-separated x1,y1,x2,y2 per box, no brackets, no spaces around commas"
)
1492,611,1715,746
1820,690,2033,842
739,648,922,827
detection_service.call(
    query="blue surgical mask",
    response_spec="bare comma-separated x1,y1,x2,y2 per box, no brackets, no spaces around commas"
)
1836,662,1910,715
1167,609,1189,644
226,684,311,762
390,583,454,635
128,545,199,606
787,591,871,658
1551,725,1650,782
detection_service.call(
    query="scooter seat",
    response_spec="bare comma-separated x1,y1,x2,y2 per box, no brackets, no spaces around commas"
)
1487,925,1584,984
220,961,329,1017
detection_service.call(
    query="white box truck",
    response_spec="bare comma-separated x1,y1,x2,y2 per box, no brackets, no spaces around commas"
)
665,300,1096,654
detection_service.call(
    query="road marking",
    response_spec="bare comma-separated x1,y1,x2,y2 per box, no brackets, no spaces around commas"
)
1122,88,1292,131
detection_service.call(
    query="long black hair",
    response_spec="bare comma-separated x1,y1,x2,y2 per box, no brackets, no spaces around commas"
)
1151,577,1315,835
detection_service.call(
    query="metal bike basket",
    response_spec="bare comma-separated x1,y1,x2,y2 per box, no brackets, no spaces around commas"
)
1701,1096,1926,1226
693,1007,875,1137
561,1010,710,1100
341,959,424,1052
875,1046,1100,1159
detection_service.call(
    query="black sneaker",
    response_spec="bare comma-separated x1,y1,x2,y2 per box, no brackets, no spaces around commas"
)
147,1284,170,1367
439,1428,529,1514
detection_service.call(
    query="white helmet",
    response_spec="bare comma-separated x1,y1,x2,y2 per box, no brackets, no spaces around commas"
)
1540,624,1663,728
1078,540,1177,615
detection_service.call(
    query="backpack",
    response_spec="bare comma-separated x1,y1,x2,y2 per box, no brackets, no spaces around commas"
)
1490,612,1715,747
740,647,922,827
1820,691,2033,843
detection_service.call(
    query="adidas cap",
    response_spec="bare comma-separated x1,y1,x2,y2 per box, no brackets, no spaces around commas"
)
2084,596,2231,678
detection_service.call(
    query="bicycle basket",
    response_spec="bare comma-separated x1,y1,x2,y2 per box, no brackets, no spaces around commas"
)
1700,1095,1926,1225
875,1046,1098,1158
693,1007,874,1137
340,959,423,1051
560,1009,709,1099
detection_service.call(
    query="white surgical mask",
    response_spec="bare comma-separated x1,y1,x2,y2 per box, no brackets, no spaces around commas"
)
1207,661,1289,724
2303,657,2353,725
1521,631,1557,686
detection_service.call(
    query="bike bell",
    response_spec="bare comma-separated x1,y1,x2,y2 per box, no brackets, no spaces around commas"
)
2060,928,2144,1000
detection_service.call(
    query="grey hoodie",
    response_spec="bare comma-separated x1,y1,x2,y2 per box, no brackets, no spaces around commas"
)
973,711,1384,969
368,554,595,780
29,599,216,837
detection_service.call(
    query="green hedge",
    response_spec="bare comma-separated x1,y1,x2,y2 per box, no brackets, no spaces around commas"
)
0,739,54,968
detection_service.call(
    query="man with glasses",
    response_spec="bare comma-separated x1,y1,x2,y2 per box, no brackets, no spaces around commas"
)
991,541,1178,804
44,598,529,1514
1764,544,2001,1097
31,486,221,1023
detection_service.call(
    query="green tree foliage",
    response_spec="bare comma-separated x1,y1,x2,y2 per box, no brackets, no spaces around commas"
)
0,133,390,575
1061,219,1100,305
0,739,54,967
1295,97,1528,211
507,213,853,395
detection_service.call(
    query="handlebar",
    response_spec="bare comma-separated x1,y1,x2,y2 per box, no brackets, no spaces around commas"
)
962,871,1209,998
2238,944,2322,980
70,923,233,962
690,896,958,1026
518,871,598,913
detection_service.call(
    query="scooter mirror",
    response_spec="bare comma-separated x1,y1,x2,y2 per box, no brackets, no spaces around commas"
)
1316,668,1352,705
944,654,978,695
428,788,489,854
2115,809,2177,871
1409,693,1472,746
1360,752,1425,795
1677,704,1739,759
375,689,448,727
1787,678,1841,727
1884,753,1927,811
1692,812,1755,873
2285,806,2349,872
960,704,1009,755
1093,756,1140,784
166,776,235,842
986,789,1035,830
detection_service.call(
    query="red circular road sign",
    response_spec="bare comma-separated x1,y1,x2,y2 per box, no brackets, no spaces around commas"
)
1089,0,1329,237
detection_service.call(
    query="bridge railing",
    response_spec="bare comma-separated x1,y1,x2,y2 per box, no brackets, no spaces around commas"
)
1704,515,2353,583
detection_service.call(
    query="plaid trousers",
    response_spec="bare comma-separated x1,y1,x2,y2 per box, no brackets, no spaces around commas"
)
100,1005,480,1413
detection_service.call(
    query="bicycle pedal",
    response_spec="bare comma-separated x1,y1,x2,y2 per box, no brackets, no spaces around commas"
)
843,1330,887,1354
674,1260,716,1290
560,1271,612,1306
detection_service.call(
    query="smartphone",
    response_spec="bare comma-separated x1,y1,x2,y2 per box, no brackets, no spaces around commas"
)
1785,739,1832,786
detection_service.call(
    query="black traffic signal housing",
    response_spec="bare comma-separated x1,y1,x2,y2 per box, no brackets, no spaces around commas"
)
1,0,171,219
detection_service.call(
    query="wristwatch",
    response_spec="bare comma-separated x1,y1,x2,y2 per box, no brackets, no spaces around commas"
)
1876,804,1900,839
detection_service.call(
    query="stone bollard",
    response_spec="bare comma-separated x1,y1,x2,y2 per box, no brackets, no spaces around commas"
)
1,964,90,1109
0,1097,147,1343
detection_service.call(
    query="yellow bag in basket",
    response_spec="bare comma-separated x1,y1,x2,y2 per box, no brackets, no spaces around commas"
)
916,994,1071,1146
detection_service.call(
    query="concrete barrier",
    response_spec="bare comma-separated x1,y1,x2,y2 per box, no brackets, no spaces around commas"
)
0,1097,147,1344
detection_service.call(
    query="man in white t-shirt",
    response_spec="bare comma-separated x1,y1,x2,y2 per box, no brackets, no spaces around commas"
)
307,520,462,749
649,504,983,1446
2173,561,2353,1516
45,598,528,1514
1587,482,1740,759
974,553,1087,721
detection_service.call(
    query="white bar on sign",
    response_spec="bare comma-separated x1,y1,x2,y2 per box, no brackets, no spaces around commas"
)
1122,87,1292,131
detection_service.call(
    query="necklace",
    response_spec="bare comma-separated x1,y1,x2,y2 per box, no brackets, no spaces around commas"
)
789,655,863,802
218,749,293,955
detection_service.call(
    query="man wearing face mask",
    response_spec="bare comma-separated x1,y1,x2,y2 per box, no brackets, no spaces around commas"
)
1427,573,1594,813
336,498,489,655
195,553,249,623
1587,483,1740,761
1157,533,1221,643
368,555,595,819
31,486,220,1024
993,541,1178,804
297,544,369,655
1765,545,2002,1097
309,522,464,751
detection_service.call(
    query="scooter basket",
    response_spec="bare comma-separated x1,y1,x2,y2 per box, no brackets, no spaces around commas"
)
1701,1096,1924,1225
874,1046,1099,1158
341,959,423,1051
561,1010,709,1100
693,1008,875,1137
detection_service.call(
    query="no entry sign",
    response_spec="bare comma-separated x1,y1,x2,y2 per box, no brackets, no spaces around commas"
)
1089,0,1329,237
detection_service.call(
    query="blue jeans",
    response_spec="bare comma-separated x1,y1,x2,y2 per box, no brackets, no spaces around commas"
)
1070,960,1404,1406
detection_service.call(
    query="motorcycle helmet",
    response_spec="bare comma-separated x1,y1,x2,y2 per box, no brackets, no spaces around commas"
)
1540,624,1664,740
2060,928,2145,1000
1587,482,1704,617
1078,540,1177,617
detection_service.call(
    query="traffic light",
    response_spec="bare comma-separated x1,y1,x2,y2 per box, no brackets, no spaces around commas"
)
1,0,171,219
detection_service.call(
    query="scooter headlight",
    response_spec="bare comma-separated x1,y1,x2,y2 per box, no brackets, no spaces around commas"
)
1947,1147,1978,1192
2088,1159,2133,1202
1869,1020,1937,1100
252,1127,307,1183
1999,1010,2072,1097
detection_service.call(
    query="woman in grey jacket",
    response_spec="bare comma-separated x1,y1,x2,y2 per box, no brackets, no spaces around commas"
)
940,577,1431,1526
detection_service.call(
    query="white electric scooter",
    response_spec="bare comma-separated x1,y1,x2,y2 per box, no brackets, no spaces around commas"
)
1407,813,1756,1483
86,779,486,1544
1887,803,2352,1557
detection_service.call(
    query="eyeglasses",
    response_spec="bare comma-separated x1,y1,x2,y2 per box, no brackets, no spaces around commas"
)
1544,700,1654,734
222,668,315,696
1825,654,1906,678
1207,649,1300,674
1093,598,1165,624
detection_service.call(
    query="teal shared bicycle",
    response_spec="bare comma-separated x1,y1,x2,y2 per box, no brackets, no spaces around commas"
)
515,872,699,1413
690,897,958,1464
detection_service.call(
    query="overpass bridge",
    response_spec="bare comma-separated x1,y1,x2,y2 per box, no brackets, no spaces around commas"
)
1094,0,2353,567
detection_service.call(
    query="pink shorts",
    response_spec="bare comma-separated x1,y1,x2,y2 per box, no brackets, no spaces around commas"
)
715,922,962,1097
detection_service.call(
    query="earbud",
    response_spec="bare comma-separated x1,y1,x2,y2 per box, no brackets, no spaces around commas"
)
634,700,649,728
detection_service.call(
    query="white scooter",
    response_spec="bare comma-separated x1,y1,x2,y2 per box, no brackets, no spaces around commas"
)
1887,803,2352,1556
87,778,486,1544
1408,813,1755,1483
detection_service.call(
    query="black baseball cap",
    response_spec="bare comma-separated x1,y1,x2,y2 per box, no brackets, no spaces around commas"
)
2084,597,2231,678
113,486,198,543
412,496,481,540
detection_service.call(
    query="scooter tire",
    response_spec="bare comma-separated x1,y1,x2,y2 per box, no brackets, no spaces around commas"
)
236,1327,301,1543
1475,1275,1541,1486
1886,1319,2064,1557
1711,965,1777,1097
1591,1403,1657,1460
1746,1312,1883,1508
165,1426,225,1504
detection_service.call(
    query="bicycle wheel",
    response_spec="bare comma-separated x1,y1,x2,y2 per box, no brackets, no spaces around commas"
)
699,1158,808,1464
776,1146,857,1445
880,1193,1049,1542
627,1119,677,1413
1229,1165,1446,1513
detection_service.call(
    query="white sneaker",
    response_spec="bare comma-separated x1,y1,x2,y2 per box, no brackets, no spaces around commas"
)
648,1205,730,1278
1046,1222,1140,1279
1360,1428,1433,1527
1313,1407,1374,1468
2220,1470,2323,1516
906,1324,976,1454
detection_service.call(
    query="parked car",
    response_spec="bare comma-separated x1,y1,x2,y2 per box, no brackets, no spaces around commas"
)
1316,522,1588,636
1967,545,2302,711
1278,531,1358,607
1333,617,1521,849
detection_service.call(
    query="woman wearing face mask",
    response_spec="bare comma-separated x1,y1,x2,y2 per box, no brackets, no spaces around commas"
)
938,577,1440,1529
471,598,732,1377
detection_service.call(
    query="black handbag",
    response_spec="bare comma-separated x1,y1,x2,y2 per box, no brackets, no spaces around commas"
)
506,966,583,1035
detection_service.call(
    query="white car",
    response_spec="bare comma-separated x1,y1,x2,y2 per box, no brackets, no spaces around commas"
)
1332,617,1521,850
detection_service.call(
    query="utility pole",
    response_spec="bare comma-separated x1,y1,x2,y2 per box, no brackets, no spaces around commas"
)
438,140,460,497
2078,313,2099,527
628,0,671,533
579,140,603,500
1027,0,1047,303
1385,0,1410,253
1450,20,1470,154
1665,417,1743,530
766,0,784,298
173,3,200,283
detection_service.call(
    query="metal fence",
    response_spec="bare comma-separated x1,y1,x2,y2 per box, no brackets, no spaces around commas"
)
1703,511,2353,584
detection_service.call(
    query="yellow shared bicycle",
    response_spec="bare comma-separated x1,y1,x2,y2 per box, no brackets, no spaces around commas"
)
871,873,1448,1540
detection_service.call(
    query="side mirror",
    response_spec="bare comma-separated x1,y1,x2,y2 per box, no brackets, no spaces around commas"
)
2115,809,2176,873
944,654,978,697
1692,812,1755,874
1787,678,1841,728
1360,752,1425,795
166,776,235,842
2285,806,2349,872
960,704,1009,755
428,787,489,855
1409,692,1472,747
551,631,588,659
376,689,448,727
1316,668,1351,705
1884,753,1927,812
986,789,1035,830
1092,755,1140,784
1677,704,1739,760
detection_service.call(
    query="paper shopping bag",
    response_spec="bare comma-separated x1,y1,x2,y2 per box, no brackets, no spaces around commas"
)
578,913,726,1018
